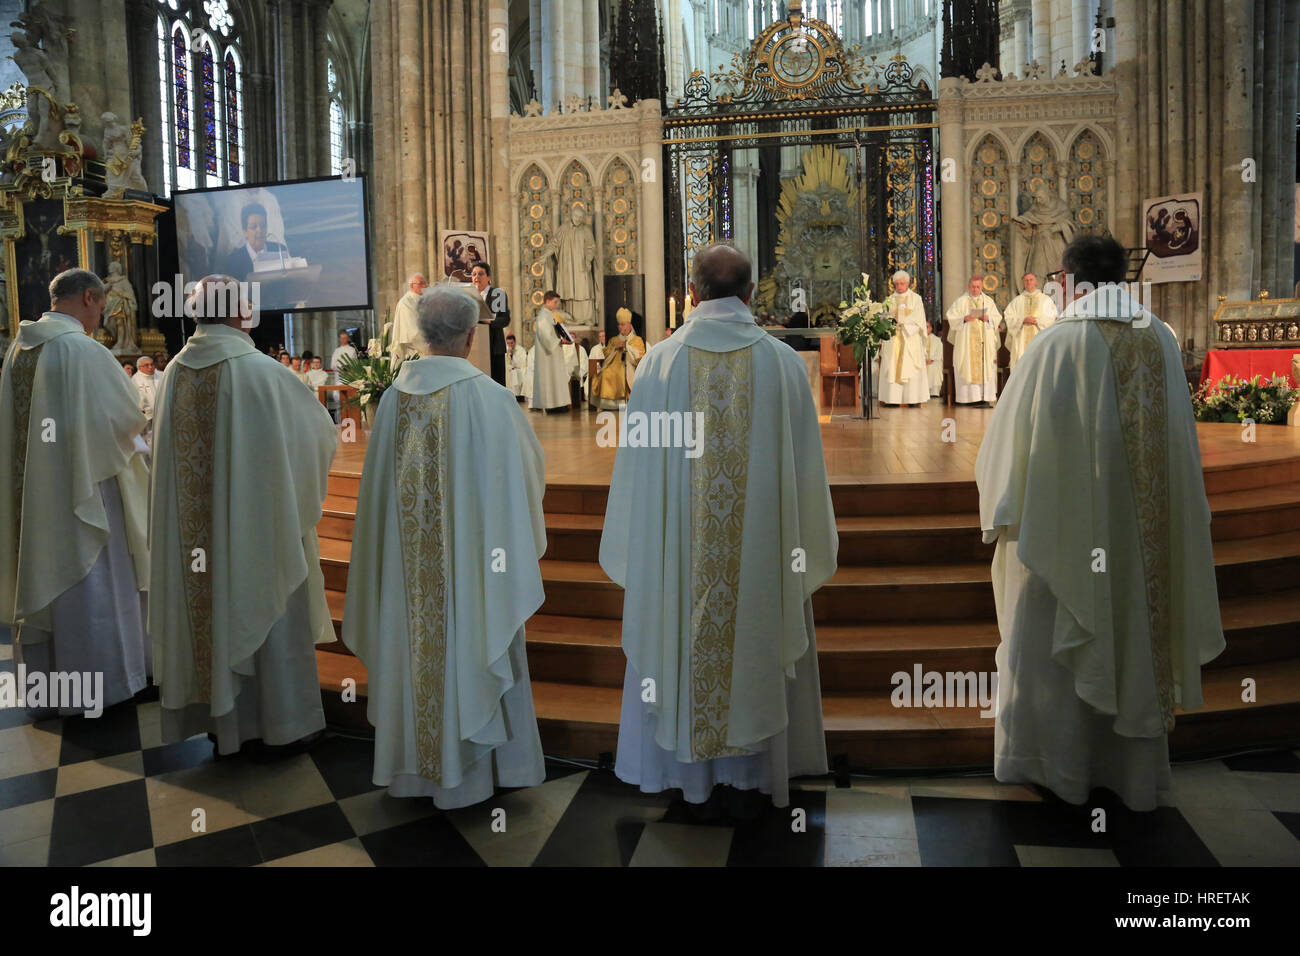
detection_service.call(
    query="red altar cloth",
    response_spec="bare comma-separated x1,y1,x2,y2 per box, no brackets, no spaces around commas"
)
1199,348,1300,390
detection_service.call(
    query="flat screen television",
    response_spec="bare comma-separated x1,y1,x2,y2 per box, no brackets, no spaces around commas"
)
172,174,372,314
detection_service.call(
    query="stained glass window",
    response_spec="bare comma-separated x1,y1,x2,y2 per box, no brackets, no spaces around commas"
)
172,27,192,172
225,51,242,182
201,41,218,178
157,1,244,195
328,60,344,175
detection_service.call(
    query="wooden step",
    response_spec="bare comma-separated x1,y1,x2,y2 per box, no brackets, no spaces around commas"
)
318,533,1300,633
326,472,360,499
318,658,1300,771
1208,481,1300,539
1202,454,1300,496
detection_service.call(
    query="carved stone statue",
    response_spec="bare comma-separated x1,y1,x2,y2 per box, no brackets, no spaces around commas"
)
103,261,139,355
541,205,600,328
9,2,71,150
101,112,148,198
1012,184,1075,292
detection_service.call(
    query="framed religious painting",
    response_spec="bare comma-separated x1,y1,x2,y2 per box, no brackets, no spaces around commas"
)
5,196,85,336
440,229,491,283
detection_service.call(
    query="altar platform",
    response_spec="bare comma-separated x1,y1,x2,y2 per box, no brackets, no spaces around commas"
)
316,402,1300,771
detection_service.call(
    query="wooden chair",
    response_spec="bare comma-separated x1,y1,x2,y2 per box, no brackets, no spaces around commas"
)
819,336,860,417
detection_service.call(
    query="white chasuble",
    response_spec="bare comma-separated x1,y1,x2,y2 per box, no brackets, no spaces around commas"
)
343,357,546,806
390,291,423,360
0,314,150,712
945,293,1002,403
1002,290,1058,369
976,287,1224,811
879,290,929,405
150,323,336,752
529,309,570,410
599,296,837,807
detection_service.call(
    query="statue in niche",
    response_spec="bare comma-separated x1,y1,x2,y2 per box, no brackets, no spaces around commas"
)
541,205,599,328
1012,184,1075,293
101,112,149,198
103,261,140,355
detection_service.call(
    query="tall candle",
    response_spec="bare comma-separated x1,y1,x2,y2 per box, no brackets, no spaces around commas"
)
669,296,676,329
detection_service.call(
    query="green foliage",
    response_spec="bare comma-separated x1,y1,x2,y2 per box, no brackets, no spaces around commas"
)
1192,373,1298,425
835,273,898,368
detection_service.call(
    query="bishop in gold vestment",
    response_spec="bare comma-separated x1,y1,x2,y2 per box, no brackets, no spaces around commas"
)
591,308,645,409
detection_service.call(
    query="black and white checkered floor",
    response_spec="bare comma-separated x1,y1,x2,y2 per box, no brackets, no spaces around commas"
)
3,654,1298,866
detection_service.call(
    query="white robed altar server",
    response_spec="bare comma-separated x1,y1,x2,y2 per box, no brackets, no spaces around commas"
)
1002,272,1058,369
600,245,837,808
0,270,151,714
344,286,546,807
505,333,527,397
151,276,336,753
878,270,929,406
529,291,571,411
946,275,1002,404
927,325,944,397
976,237,1224,811
133,355,159,452
389,273,428,361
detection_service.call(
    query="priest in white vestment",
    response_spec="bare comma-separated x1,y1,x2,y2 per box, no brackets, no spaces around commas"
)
0,269,151,715
600,245,837,808
976,236,1224,811
505,333,526,398
529,291,571,412
945,275,1002,404
151,275,337,753
389,273,428,361
331,331,358,381
1002,271,1059,370
343,286,546,807
133,354,159,451
926,325,944,397
878,270,929,406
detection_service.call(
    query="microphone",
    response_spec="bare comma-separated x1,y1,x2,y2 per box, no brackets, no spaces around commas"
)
265,232,290,269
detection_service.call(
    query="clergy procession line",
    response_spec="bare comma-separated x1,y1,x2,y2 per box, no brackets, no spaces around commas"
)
0,235,1224,825
876,269,1058,407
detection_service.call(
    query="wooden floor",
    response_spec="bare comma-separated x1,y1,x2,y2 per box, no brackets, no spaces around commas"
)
329,399,1300,486
319,401,1300,769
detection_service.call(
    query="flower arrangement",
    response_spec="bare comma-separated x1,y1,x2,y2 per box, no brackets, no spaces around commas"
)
1192,373,1298,425
836,273,897,368
334,320,406,414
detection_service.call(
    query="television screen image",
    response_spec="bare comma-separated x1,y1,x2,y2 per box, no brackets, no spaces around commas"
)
173,175,372,313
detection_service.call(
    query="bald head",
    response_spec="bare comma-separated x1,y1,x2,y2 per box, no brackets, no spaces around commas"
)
690,244,754,304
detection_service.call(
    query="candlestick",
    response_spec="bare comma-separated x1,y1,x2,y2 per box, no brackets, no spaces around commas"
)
669,296,676,329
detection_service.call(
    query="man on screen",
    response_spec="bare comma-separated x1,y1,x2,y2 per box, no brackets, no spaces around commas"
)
221,202,288,281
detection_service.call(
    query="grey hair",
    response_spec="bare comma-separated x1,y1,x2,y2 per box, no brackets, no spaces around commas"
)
891,270,910,284
417,286,480,350
49,268,105,304
407,272,427,287
185,274,252,324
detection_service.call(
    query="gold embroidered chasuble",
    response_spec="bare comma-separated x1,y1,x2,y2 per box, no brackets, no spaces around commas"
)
975,287,1224,742
342,356,548,797
0,314,148,630
599,296,838,765
150,322,336,718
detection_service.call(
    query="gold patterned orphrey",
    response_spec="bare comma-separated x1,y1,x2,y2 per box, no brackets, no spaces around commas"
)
1212,295,1300,348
